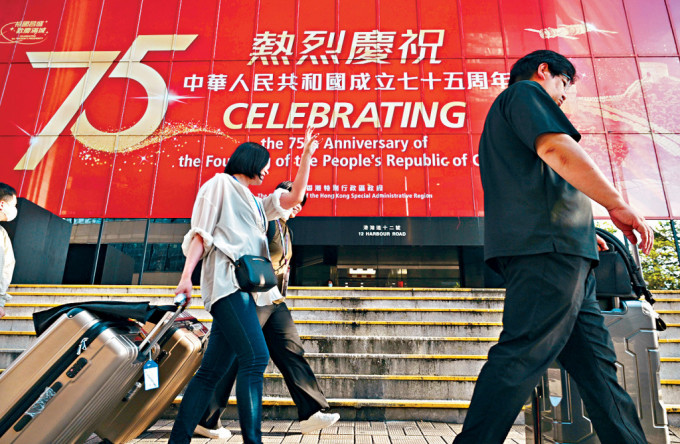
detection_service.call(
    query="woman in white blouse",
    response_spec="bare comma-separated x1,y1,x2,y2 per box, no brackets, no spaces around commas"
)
169,127,318,444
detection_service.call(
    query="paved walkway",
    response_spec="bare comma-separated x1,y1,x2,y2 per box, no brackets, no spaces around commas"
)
86,420,680,443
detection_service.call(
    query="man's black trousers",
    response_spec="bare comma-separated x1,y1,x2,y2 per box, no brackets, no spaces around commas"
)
199,301,329,428
453,252,647,444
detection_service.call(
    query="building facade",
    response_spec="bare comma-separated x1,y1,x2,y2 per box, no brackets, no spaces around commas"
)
1,0,678,286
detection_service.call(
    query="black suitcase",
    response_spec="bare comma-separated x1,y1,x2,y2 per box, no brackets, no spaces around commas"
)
525,228,670,444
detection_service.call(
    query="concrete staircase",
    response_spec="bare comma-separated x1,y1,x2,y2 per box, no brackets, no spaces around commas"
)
2,285,680,425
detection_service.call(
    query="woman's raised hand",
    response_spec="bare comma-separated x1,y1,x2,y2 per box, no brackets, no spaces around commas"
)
303,126,319,157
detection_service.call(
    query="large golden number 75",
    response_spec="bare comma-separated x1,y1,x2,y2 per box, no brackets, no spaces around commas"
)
15,34,197,171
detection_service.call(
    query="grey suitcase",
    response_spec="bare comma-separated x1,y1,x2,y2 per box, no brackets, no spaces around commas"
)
525,299,669,443
0,299,184,444
525,229,669,443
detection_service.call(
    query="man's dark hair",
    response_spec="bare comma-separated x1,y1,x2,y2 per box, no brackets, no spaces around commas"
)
276,180,307,206
0,183,17,203
224,142,270,179
509,50,576,86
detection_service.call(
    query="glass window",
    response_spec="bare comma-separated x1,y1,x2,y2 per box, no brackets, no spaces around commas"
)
427,134,477,217
465,58,507,134
582,0,634,56
607,133,669,217
333,245,461,288
592,58,649,134
639,57,680,133
652,133,680,219
667,0,680,56
499,0,546,57
580,134,614,218
563,58,604,134
623,0,677,55
459,0,504,57
67,218,190,285
418,0,462,58
541,0,591,56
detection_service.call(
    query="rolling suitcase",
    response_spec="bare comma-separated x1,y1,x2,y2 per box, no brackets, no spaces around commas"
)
0,298,185,444
525,229,670,444
94,312,209,444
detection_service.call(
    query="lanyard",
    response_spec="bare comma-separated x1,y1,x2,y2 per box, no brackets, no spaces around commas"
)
276,219,289,262
231,175,266,232
252,196,266,232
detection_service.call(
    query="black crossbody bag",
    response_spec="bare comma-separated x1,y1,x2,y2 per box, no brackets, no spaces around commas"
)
233,255,277,292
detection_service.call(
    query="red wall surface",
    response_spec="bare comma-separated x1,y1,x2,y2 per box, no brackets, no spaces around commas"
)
1,0,679,219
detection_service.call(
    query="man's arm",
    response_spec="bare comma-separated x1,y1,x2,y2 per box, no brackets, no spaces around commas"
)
535,132,654,254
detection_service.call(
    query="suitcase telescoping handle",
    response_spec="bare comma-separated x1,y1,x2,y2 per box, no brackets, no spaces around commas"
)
531,385,542,444
137,294,187,358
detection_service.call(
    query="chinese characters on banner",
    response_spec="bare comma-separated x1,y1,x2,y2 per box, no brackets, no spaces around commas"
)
184,70,510,92
0,0,676,219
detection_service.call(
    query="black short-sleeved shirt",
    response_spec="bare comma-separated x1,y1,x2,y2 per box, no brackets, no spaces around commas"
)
479,80,598,269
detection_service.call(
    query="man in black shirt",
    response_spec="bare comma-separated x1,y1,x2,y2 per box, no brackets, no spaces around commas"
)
453,50,653,444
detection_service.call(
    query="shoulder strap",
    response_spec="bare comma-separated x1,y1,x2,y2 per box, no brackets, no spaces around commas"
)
595,228,665,330
596,228,653,302
267,220,277,244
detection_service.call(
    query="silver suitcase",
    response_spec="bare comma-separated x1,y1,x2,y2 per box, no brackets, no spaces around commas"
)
0,301,183,444
526,229,669,443
525,299,669,443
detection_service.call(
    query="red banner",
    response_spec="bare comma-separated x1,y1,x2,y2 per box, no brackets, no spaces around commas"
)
0,0,678,219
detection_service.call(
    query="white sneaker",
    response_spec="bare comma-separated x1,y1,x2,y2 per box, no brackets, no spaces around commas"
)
299,411,340,434
194,422,232,439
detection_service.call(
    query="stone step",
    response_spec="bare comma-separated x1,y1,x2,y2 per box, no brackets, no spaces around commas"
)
262,374,680,402
272,374,477,400
0,314,508,335
5,306,505,323
6,291,676,325
4,285,680,424
8,285,505,298
1,305,507,323
298,334,680,357
168,396,477,423
4,349,680,381
654,292,680,300
655,311,680,324
8,307,679,335
5,315,680,339
288,288,506,298
2,294,188,305
1,304,212,319
7,285,674,302
0,339,491,369
300,335,498,355
269,353,488,376
164,397,680,425
2,358,679,423
0,337,493,368
266,354,680,380
4,294,506,311
0,349,22,369
285,295,506,309
6,322,680,353
651,299,680,310
161,398,680,426
7,285,181,295
287,307,504,322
